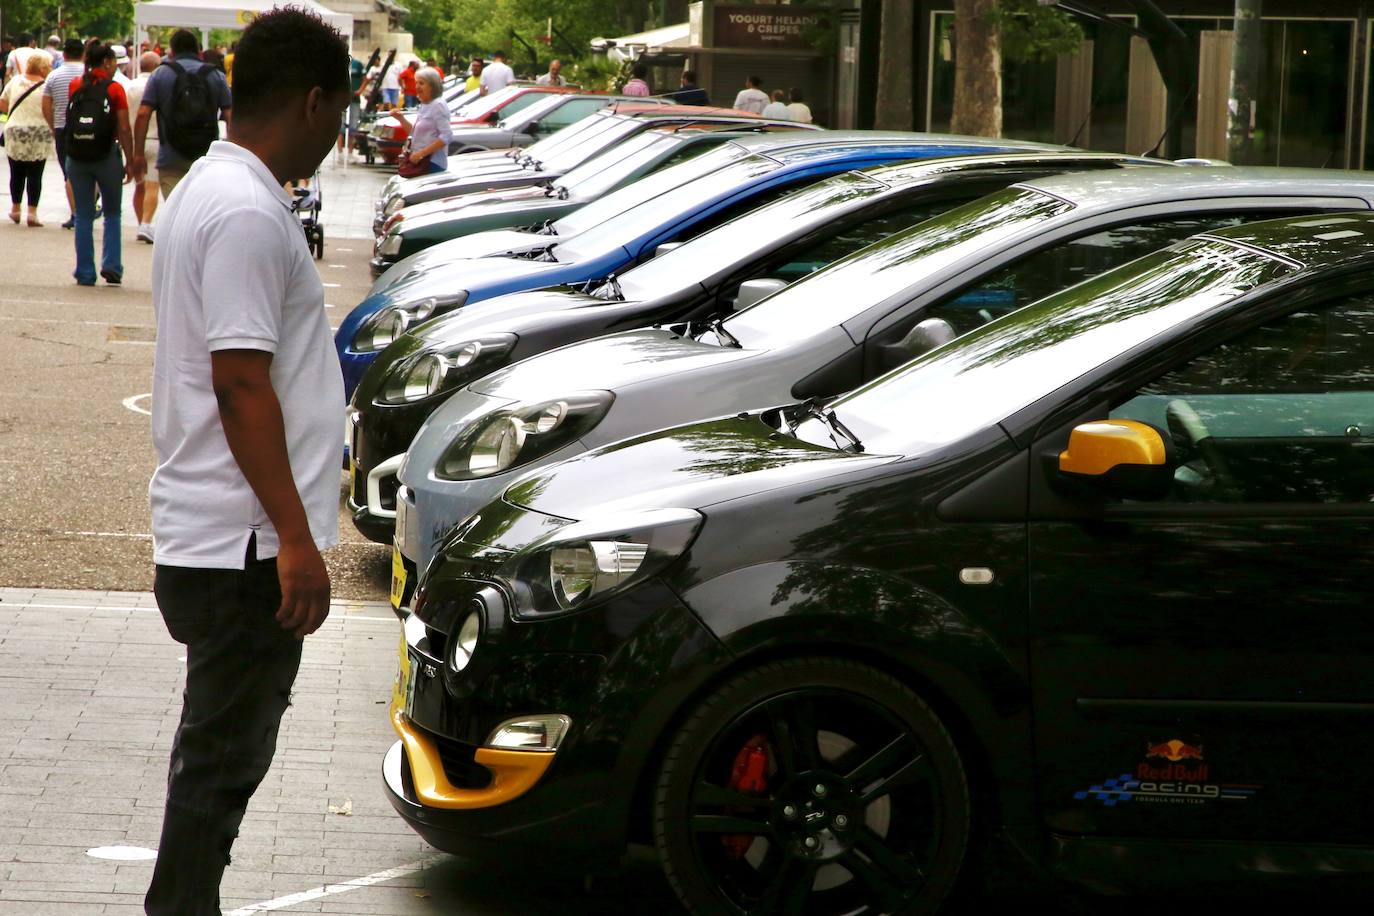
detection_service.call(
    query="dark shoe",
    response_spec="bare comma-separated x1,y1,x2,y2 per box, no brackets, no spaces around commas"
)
62,218,74,230
76,278,96,287
101,269,122,285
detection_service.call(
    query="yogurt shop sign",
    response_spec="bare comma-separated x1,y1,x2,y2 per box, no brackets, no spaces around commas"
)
713,4,830,50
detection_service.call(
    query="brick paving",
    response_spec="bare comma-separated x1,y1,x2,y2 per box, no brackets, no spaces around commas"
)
0,587,678,914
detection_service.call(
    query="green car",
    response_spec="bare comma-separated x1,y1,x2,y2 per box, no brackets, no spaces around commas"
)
371,124,814,275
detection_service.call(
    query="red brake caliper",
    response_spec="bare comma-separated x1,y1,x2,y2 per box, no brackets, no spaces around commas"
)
722,734,770,859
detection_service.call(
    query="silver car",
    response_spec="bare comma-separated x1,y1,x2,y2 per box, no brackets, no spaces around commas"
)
393,167,1374,580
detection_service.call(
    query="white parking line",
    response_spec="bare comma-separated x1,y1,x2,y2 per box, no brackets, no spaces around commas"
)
123,392,152,416
225,859,430,914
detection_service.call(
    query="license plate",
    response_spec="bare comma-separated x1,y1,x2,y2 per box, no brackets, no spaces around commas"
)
390,546,407,610
391,628,415,717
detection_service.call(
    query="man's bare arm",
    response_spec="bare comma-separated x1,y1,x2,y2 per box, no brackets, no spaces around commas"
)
211,349,330,637
42,94,54,130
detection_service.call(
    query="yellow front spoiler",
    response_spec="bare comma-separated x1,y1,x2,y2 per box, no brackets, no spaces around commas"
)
390,701,554,810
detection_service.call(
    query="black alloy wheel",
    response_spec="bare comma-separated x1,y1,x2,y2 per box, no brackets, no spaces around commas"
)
654,658,970,915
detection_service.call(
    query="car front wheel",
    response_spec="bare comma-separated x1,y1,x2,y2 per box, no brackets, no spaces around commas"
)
654,657,971,916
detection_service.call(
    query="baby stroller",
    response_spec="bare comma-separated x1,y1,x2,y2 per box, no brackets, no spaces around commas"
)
291,172,325,260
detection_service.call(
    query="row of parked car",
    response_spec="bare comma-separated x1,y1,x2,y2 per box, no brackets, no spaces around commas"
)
342,102,1374,914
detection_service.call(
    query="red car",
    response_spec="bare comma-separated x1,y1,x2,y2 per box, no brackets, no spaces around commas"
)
369,84,577,165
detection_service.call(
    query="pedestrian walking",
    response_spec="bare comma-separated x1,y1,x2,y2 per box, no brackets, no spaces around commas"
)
45,35,63,66
4,33,36,84
426,57,444,79
126,51,162,242
536,59,565,87
379,57,401,108
133,28,232,198
481,49,515,94
671,69,709,105
761,88,788,120
143,7,349,913
337,54,365,161
465,58,482,93
392,66,450,176
42,37,85,228
399,59,419,107
785,87,812,124
2,51,52,226
732,75,768,114
64,42,136,286
622,63,651,97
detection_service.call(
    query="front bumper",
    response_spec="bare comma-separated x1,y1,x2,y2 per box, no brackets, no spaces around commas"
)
380,558,729,867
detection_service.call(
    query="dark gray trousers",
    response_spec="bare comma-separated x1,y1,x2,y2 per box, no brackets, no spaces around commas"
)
145,541,302,915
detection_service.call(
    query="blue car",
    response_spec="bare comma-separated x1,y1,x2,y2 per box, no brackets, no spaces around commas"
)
334,131,1066,400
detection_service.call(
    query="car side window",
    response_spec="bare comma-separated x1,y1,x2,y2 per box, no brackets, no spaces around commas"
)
1111,291,1374,504
495,93,545,119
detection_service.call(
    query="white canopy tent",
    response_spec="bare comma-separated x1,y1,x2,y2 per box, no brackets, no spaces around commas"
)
132,0,353,76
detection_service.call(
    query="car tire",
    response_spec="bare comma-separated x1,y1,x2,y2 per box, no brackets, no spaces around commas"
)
653,657,970,916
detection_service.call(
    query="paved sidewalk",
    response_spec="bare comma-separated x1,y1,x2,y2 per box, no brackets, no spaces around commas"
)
0,587,678,915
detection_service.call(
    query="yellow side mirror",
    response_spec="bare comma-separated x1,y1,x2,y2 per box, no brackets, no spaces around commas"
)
1058,420,1172,500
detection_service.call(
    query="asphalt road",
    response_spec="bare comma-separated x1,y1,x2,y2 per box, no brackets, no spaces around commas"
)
0,159,392,602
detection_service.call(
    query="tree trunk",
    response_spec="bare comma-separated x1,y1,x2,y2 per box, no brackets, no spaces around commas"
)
950,0,1002,137
1227,0,1262,163
873,0,914,130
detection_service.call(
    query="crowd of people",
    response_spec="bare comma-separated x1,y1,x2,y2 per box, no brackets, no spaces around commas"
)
1,28,231,284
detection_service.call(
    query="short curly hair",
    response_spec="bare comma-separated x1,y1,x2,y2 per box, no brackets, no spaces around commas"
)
232,6,349,120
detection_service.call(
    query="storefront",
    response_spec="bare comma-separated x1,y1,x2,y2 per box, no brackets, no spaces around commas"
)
917,0,1370,167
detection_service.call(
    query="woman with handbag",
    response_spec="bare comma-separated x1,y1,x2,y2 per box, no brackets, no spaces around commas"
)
392,67,449,177
1,52,53,226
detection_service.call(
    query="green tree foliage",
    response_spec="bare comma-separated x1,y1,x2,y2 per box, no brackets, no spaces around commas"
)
987,0,1083,63
2,0,133,42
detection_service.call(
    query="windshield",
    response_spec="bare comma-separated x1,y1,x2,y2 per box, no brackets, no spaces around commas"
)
525,112,622,162
552,130,709,204
456,85,526,121
541,117,647,172
807,241,1293,456
616,172,889,299
497,93,567,131
555,145,775,258
445,86,479,110
719,187,1072,349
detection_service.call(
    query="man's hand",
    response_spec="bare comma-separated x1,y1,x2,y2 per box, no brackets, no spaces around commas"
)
275,538,331,638
131,154,146,181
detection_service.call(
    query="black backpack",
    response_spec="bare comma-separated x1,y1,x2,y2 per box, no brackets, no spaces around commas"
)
162,60,219,160
65,76,117,162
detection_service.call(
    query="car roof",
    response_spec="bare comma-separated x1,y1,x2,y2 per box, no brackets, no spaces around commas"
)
859,150,1167,186
1021,166,1374,208
726,130,1070,157
1201,210,1374,270
621,104,768,119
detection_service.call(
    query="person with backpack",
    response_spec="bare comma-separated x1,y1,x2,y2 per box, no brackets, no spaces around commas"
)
132,28,231,198
64,42,136,286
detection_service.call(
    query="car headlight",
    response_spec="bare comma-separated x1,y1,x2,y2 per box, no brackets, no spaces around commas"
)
436,392,613,481
379,333,517,404
449,609,481,672
385,196,405,217
496,508,703,618
351,293,468,353
380,233,404,257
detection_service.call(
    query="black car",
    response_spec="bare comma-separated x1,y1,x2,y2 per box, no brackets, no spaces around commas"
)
384,210,1374,913
346,151,1162,543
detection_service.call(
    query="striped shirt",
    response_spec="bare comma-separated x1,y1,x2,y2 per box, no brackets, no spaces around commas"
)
43,60,86,128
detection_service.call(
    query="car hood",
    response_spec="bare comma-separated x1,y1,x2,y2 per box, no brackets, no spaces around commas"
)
468,328,756,400
400,190,564,234
400,184,553,225
414,288,607,348
448,126,514,145
401,168,557,203
373,230,550,294
503,413,895,521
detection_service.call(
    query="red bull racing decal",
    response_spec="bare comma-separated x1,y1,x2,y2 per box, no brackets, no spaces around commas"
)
1074,738,1261,807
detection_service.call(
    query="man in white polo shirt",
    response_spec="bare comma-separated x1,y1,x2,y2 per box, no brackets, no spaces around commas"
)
142,8,350,913
479,48,515,94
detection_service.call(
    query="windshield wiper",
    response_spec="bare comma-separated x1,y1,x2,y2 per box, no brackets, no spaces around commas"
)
794,398,864,453
537,219,558,236
705,318,740,349
592,274,624,301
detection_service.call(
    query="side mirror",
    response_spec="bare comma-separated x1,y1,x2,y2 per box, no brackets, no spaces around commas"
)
651,242,684,259
732,278,787,312
485,111,499,125
1057,420,1173,500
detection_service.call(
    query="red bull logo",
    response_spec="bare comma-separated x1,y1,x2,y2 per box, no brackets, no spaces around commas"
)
1144,739,1204,763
